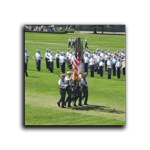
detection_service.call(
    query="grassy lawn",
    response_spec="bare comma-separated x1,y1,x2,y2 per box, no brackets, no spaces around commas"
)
25,32,125,126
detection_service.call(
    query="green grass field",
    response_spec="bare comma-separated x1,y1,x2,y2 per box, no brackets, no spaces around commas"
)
25,32,125,125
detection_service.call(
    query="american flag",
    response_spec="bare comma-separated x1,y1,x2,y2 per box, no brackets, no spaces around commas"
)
72,39,79,81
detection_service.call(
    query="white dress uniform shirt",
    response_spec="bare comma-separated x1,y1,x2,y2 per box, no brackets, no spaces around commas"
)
81,78,88,87
68,54,73,60
104,55,109,61
72,39,75,42
36,53,43,60
121,52,125,57
66,51,70,57
108,52,111,56
59,56,67,64
48,54,55,62
116,61,122,67
68,39,71,42
88,53,92,58
100,52,105,58
25,52,29,63
84,56,90,63
65,76,72,86
85,39,88,43
55,53,60,58
99,61,105,67
93,54,97,60
58,79,67,89
35,52,38,59
97,56,102,64
25,52,29,58
107,60,112,68
89,58,96,65
112,58,117,65
45,52,49,58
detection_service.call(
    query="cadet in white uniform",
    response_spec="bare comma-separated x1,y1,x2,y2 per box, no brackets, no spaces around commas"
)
112,56,117,76
81,73,88,105
68,37,72,48
25,49,29,70
48,52,55,73
72,37,75,48
107,57,112,79
55,50,60,68
104,52,109,71
99,59,105,77
89,55,96,77
84,53,89,75
100,50,105,59
116,58,122,79
57,74,67,108
116,50,121,57
64,71,72,107
35,49,39,69
45,49,49,69
96,52,101,74
121,50,125,58
66,49,70,58
25,50,28,76
85,37,88,49
88,50,92,59
59,52,67,73
36,50,43,71
108,50,111,56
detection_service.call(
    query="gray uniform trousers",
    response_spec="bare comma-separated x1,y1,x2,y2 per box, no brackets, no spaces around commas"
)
82,86,88,104
58,88,66,107
64,86,71,106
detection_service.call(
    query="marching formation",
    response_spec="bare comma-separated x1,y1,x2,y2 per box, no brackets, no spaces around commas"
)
57,72,88,108
25,37,125,108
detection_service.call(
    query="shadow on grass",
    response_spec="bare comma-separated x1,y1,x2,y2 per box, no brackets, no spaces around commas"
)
70,104,125,114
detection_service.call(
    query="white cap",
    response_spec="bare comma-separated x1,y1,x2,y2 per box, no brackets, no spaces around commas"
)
117,50,119,52
25,49,27,51
36,49,39,51
108,50,110,52
46,48,48,50
68,48,70,50
57,50,59,51
61,74,65,76
67,71,72,74
83,72,87,75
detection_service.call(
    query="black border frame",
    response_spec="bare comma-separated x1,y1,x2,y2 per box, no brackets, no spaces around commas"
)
17,21,130,134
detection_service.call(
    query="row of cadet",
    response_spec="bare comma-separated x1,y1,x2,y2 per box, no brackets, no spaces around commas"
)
68,37,89,49
57,72,88,108
25,48,125,79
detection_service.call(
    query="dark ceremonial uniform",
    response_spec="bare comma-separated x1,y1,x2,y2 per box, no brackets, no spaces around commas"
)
72,38,75,48
57,78,67,108
81,77,88,105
